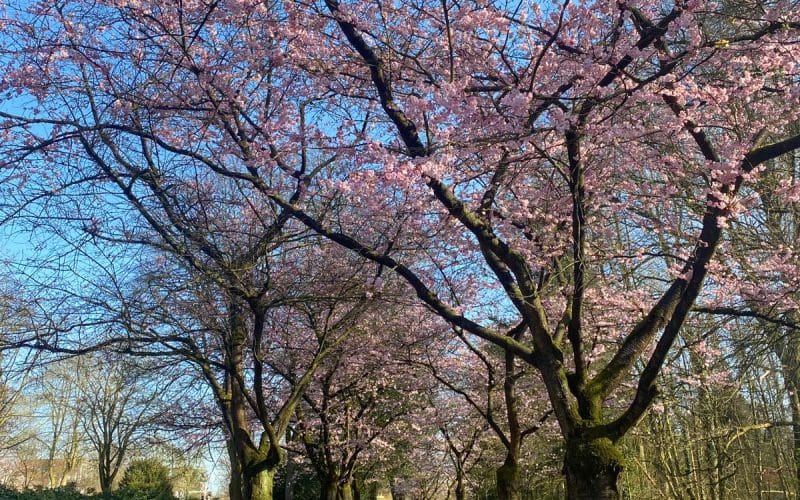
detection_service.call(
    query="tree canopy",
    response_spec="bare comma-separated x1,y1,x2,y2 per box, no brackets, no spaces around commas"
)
0,0,799,499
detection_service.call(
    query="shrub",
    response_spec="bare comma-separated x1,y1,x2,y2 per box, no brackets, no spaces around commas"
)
117,459,173,500
0,483,89,500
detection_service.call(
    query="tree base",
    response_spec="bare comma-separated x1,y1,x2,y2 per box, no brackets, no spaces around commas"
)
564,437,623,500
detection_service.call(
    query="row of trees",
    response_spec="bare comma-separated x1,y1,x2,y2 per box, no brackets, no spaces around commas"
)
0,0,799,499
0,458,184,500
3,286,800,499
0,353,202,494
3,278,800,498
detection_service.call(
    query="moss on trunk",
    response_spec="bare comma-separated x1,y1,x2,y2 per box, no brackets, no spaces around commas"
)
322,478,354,500
245,468,275,500
564,437,623,500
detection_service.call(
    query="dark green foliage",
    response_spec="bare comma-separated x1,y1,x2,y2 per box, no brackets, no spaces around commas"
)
0,485,181,500
0,484,89,500
117,459,174,500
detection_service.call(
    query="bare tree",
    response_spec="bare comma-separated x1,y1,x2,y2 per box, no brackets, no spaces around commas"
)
77,357,170,494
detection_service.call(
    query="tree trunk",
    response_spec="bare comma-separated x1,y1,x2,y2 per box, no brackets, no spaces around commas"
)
321,478,354,500
323,480,339,500
99,475,112,495
563,437,623,500
454,476,466,500
340,481,354,500
224,309,280,500
243,468,275,500
228,444,244,500
496,455,521,500
777,336,800,495
284,455,295,500
228,443,276,500
98,451,113,495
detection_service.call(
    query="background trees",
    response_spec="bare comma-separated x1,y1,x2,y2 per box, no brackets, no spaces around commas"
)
293,302,436,500
77,358,172,495
33,358,85,489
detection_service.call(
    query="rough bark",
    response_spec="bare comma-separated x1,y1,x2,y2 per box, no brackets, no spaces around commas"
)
225,400,279,500
98,446,119,495
563,437,623,500
228,446,276,500
340,482,354,500
227,443,244,500
245,469,275,500
227,443,279,500
323,480,338,500
322,477,354,500
98,465,112,495
496,455,521,500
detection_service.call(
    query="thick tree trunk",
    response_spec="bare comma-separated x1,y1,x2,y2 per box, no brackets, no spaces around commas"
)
321,478,354,500
228,444,276,500
99,475,112,495
224,308,279,500
340,482,354,500
563,437,623,500
228,443,244,500
496,455,521,500
322,480,338,500
98,454,114,495
243,469,275,500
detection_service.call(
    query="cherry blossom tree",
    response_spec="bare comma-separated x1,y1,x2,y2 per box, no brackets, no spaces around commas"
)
2,0,800,499
262,3,800,498
138,243,384,500
0,28,366,500
285,293,437,500
0,4,382,499
417,330,554,498
295,354,417,499
441,418,485,500
2,230,381,500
